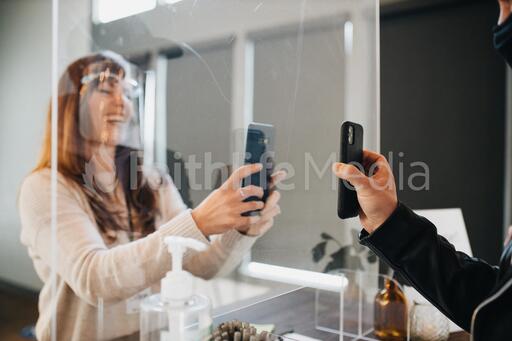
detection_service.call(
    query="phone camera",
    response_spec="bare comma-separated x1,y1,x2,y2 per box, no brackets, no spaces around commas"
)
348,125,354,145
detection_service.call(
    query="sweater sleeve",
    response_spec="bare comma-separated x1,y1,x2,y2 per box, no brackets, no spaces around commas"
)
18,171,254,306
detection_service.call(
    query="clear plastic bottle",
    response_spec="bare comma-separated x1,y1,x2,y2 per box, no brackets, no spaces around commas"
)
140,237,213,341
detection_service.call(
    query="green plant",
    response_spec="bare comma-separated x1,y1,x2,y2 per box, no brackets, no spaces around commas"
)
312,229,377,272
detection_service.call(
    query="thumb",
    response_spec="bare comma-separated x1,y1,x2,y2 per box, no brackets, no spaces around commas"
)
332,162,369,189
498,0,511,25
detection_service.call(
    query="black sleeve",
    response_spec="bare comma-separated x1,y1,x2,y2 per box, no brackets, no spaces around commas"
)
494,14,512,67
360,203,499,332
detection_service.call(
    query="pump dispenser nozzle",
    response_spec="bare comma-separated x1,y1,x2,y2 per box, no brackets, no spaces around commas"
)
162,236,207,302
140,237,212,341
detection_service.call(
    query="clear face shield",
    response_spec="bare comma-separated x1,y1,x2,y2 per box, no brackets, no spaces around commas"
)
78,57,144,151
70,53,147,195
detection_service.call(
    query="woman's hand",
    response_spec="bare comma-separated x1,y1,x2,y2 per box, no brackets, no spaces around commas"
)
192,164,266,236
236,170,287,236
332,150,398,234
499,0,512,25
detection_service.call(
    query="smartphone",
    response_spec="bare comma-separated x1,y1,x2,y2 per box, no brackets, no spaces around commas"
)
338,121,364,219
241,123,275,216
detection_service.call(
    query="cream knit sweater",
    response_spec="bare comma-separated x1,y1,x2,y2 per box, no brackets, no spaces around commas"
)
19,169,258,341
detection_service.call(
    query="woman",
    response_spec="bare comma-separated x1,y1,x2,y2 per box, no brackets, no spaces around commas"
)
332,3,512,340
18,51,283,341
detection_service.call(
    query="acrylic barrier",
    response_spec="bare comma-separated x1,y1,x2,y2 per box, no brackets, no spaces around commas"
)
44,0,379,340
95,270,412,341
53,0,379,271
213,271,410,341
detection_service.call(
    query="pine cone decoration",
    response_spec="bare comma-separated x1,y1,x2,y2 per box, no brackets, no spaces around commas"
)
210,320,276,341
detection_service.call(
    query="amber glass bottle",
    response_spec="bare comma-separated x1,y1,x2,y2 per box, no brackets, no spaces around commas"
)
374,278,408,341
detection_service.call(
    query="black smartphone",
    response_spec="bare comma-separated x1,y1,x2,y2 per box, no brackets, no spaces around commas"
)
241,123,275,216
338,121,364,219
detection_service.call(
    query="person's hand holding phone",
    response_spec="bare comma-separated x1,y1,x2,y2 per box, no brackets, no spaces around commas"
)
332,150,398,234
499,0,512,25
191,164,266,236
237,170,287,236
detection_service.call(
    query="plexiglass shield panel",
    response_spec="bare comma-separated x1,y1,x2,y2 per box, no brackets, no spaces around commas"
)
51,0,379,340
213,271,409,341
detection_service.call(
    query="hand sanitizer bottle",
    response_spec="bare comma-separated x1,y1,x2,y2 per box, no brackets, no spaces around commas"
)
140,237,212,341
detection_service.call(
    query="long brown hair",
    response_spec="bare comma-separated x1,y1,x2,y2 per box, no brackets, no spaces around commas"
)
34,51,160,242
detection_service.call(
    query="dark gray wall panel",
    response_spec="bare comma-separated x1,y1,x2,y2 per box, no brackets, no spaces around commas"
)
381,1,506,263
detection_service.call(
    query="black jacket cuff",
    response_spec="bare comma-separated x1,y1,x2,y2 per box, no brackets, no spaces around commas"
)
494,14,512,33
359,202,433,265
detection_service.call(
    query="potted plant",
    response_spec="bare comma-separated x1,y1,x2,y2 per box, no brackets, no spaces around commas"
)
311,229,378,272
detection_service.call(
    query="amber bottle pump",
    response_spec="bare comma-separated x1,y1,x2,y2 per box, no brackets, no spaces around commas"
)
374,277,408,341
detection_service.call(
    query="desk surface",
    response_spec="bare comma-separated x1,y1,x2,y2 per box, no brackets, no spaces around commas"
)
213,285,472,341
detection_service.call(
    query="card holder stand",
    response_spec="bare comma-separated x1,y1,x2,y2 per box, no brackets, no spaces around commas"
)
316,269,410,341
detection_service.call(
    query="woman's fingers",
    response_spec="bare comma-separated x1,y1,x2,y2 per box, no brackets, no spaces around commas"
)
235,215,261,229
192,164,283,236
242,210,277,237
225,163,262,189
240,200,265,214
259,193,281,221
239,185,264,200
261,191,281,213
236,190,281,236
261,205,281,220
269,170,287,189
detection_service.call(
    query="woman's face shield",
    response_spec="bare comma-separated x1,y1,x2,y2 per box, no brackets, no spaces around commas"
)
78,62,144,150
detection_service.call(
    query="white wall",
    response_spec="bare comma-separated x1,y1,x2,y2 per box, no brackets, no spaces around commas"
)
0,0,51,290
0,0,90,290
